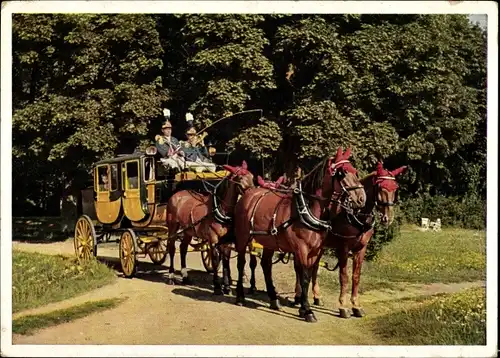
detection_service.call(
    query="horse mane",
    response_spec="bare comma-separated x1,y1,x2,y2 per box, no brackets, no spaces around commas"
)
301,156,330,194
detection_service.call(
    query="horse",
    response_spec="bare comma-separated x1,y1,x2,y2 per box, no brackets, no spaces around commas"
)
232,147,366,322
291,161,407,318
165,161,254,294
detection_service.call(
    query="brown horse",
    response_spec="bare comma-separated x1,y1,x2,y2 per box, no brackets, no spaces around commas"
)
166,161,254,294
292,161,407,318
232,147,366,322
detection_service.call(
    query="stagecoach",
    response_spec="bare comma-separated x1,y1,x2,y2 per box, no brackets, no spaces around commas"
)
74,146,231,277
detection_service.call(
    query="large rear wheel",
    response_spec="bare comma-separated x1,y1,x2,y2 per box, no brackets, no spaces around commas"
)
119,229,138,278
74,215,97,262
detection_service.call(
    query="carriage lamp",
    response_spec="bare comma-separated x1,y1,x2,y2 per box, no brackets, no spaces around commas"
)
185,112,194,122
208,147,216,156
146,146,158,156
163,108,171,119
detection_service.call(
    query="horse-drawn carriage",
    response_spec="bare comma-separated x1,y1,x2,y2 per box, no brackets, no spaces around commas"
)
73,146,231,277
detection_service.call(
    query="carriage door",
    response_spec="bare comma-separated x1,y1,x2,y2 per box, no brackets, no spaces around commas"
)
122,160,147,222
143,156,156,206
95,164,121,224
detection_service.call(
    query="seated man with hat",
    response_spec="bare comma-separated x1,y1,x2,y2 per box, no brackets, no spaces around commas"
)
181,123,217,173
155,109,185,171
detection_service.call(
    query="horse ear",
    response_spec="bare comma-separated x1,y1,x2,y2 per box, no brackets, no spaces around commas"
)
276,176,284,185
241,160,248,170
343,147,352,160
257,176,265,186
334,147,343,162
223,165,235,173
391,166,407,177
377,161,384,174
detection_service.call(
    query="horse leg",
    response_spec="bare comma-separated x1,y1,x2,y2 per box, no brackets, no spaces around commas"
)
248,253,258,294
221,245,232,295
337,246,351,318
261,248,281,310
166,235,176,285
179,235,190,284
351,230,373,317
235,250,247,306
211,243,223,295
293,255,302,306
312,259,323,306
298,263,317,323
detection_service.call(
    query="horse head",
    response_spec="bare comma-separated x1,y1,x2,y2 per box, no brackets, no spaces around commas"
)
222,160,255,194
370,161,407,226
326,147,366,215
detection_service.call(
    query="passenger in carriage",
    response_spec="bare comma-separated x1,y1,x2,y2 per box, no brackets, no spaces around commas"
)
155,118,185,172
181,126,217,173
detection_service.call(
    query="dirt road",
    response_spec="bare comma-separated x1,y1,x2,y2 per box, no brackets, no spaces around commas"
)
11,240,483,345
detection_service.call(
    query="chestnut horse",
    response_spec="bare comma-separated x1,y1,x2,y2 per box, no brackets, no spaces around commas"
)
166,161,254,294
292,161,407,318
232,147,366,322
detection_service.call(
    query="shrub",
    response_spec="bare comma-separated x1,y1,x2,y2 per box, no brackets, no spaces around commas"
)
399,193,486,230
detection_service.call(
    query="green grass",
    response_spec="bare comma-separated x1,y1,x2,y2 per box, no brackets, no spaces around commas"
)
319,226,486,292
369,286,486,345
13,250,117,313
13,298,126,335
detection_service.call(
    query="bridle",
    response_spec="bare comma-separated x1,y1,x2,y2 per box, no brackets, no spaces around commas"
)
329,160,364,212
375,175,398,207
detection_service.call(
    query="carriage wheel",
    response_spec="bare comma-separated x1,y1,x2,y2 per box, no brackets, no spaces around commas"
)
147,239,168,265
201,248,214,273
201,246,223,273
119,229,138,278
74,215,97,262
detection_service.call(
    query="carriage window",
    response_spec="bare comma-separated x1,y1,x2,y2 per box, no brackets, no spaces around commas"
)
143,157,155,182
126,161,139,189
97,166,110,192
110,164,119,191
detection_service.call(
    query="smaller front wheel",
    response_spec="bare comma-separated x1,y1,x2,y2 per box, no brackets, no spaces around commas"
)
147,239,168,265
119,229,138,278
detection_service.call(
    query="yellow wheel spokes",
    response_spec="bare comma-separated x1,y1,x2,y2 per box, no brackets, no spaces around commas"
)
120,232,135,276
75,217,94,261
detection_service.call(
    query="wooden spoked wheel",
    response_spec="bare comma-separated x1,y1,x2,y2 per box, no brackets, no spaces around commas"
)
201,246,222,273
119,229,138,278
147,239,168,265
74,215,97,262
201,248,214,273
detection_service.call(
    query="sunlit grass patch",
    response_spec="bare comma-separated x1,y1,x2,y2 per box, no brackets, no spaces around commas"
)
13,298,126,335
13,250,116,313
365,226,486,284
370,286,486,345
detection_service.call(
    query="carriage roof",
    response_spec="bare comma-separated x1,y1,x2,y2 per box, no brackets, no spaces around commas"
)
94,152,151,166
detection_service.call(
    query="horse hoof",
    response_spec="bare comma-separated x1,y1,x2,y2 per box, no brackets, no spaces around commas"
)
270,299,281,311
294,296,301,306
235,298,246,306
214,287,223,295
223,287,231,295
339,308,351,319
305,313,318,323
248,287,256,295
313,298,324,307
352,307,366,317
181,277,192,285
166,278,175,285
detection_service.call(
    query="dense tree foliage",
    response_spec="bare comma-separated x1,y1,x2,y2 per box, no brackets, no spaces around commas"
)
12,14,486,225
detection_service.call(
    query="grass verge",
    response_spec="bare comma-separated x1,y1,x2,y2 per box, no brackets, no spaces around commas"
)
319,226,486,292
369,286,486,345
13,250,116,313
13,298,126,335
